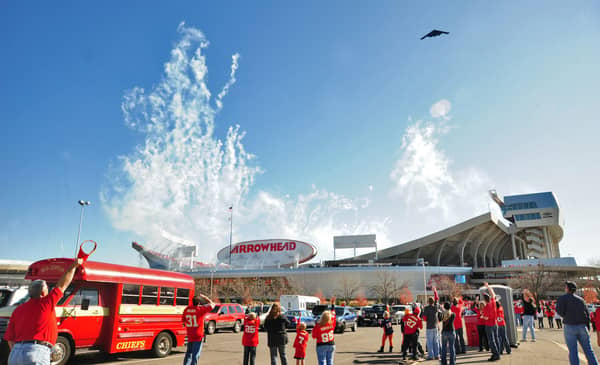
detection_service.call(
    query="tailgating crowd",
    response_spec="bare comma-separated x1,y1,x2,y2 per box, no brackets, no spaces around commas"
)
3,259,600,365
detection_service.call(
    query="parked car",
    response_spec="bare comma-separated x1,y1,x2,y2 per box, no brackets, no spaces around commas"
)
204,303,246,334
361,304,387,326
333,306,357,333
311,304,336,321
249,303,286,330
357,306,372,326
284,310,316,330
391,305,412,324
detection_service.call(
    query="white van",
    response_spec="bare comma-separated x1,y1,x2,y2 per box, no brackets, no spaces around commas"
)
0,286,28,308
280,295,321,311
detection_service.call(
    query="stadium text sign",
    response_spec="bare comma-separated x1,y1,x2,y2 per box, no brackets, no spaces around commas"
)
217,239,317,268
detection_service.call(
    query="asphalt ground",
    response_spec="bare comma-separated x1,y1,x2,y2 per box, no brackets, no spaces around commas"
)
69,325,600,365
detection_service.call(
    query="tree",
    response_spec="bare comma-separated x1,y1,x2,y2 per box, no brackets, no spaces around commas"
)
508,265,562,302
336,276,361,304
353,290,368,306
582,285,598,304
370,271,399,304
436,276,464,300
398,283,413,304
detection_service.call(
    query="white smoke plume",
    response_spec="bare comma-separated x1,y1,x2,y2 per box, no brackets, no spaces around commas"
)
101,23,389,262
390,100,491,219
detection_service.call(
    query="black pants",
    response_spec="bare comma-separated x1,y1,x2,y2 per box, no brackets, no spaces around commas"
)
402,333,419,359
556,318,563,329
538,317,544,328
548,316,554,328
477,325,489,350
454,327,466,354
244,346,256,365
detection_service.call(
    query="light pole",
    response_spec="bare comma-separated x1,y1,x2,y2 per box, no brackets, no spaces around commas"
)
228,205,233,265
417,258,427,303
75,200,91,257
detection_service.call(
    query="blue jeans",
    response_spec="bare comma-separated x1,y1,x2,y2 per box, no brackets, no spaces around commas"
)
8,343,51,365
498,326,511,354
269,345,288,365
563,324,599,365
183,341,203,365
426,328,440,358
441,331,456,365
485,325,500,357
522,315,536,340
316,344,335,365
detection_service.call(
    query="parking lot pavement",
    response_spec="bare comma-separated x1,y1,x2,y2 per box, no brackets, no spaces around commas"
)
69,326,600,365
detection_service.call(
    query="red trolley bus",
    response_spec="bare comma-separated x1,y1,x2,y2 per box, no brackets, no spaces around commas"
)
0,258,195,365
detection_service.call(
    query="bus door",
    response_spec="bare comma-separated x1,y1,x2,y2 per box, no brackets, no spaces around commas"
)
59,284,106,347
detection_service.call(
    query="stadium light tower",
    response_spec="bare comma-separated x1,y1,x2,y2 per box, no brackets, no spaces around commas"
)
75,200,91,257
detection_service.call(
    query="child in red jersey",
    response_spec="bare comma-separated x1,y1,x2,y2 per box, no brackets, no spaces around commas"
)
242,312,260,365
312,310,335,365
293,322,309,365
378,311,394,353
401,307,423,360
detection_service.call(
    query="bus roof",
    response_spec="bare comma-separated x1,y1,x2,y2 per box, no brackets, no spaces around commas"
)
26,258,195,287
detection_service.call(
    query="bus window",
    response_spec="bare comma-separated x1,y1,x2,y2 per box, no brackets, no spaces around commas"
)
122,284,140,305
160,287,174,305
142,286,158,305
176,288,189,305
69,288,99,306
57,284,76,305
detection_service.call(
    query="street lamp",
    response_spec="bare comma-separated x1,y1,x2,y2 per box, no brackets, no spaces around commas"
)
417,258,427,303
75,200,91,257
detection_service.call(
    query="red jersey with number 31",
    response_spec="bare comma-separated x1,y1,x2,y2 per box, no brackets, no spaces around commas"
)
182,305,213,342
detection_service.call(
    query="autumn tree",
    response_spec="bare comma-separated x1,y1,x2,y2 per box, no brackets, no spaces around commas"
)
398,283,413,304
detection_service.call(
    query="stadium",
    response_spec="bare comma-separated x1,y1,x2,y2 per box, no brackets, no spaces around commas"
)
131,190,600,302
1,191,598,303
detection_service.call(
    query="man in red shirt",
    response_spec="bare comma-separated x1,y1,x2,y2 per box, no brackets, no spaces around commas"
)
5,258,83,365
481,283,500,362
182,293,215,365
451,297,466,354
496,301,511,355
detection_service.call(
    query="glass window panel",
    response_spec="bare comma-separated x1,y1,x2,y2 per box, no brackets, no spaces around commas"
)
141,286,158,305
160,287,174,305
176,288,190,305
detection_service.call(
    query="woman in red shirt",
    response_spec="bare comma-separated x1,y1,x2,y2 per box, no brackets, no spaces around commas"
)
312,310,335,365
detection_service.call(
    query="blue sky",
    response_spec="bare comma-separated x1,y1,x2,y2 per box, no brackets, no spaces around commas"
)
1,1,599,266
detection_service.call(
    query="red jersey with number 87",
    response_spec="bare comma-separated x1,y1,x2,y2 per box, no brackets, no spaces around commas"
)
182,305,213,342
312,320,335,344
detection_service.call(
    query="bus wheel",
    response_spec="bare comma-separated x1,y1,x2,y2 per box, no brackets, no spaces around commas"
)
152,332,172,358
51,336,72,365
233,320,242,333
206,321,216,335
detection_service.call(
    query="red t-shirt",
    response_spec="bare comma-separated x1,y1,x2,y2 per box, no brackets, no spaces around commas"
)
451,301,463,329
514,304,524,315
496,305,506,326
242,317,259,347
4,287,63,345
293,329,309,358
182,304,213,342
483,299,497,327
475,307,485,325
595,308,600,328
402,313,422,335
312,320,335,344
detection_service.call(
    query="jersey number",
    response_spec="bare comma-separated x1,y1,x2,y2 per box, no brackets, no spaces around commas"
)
320,331,333,342
185,315,199,328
